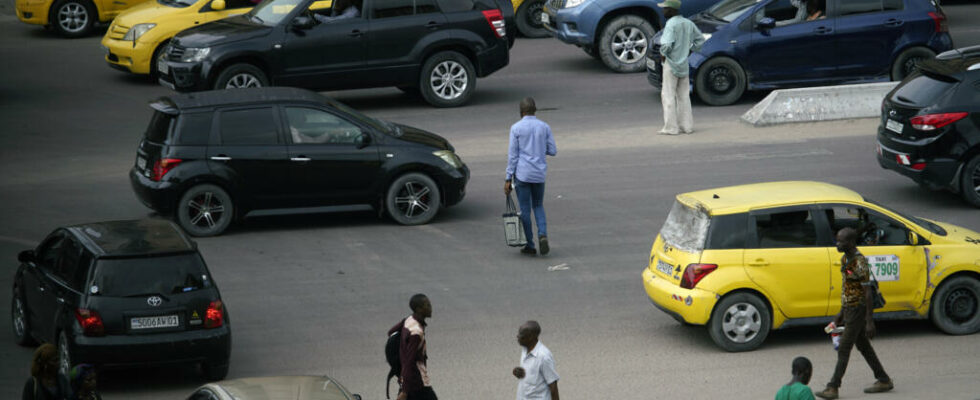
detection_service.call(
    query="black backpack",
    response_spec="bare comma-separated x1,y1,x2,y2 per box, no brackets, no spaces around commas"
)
385,328,402,399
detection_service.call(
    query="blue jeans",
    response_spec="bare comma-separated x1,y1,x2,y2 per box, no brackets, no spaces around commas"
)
514,180,546,248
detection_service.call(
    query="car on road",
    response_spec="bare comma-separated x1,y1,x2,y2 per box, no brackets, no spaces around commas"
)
10,219,232,380
187,375,363,400
645,0,954,105
15,0,152,37
130,87,470,236
641,181,980,352
513,0,548,37
877,45,980,208
157,0,515,108
541,0,717,72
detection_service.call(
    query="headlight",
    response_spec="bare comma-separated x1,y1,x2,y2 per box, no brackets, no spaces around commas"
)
180,47,211,63
433,150,463,169
702,33,712,41
564,0,586,8
123,23,156,41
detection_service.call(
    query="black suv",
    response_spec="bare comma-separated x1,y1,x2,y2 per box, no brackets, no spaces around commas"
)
877,45,980,207
157,0,515,107
11,219,232,380
129,87,470,236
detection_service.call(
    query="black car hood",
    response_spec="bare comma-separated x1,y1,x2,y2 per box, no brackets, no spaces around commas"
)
173,15,272,48
395,124,452,151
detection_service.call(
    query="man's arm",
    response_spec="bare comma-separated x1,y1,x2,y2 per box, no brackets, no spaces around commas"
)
857,257,876,339
546,126,557,157
549,381,559,400
400,334,423,393
659,21,675,56
690,24,705,53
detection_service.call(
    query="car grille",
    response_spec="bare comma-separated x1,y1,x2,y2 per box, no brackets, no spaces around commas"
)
108,23,128,40
547,0,564,10
166,44,185,61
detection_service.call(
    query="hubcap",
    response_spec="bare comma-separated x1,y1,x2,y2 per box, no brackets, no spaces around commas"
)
946,288,978,323
720,302,762,343
187,191,225,230
611,27,647,63
429,61,468,100
708,66,735,94
57,3,89,33
225,73,262,89
394,181,432,218
13,297,26,338
59,334,70,376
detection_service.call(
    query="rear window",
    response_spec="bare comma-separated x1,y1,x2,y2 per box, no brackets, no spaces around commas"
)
660,201,710,253
892,74,956,106
145,112,175,143
90,253,212,297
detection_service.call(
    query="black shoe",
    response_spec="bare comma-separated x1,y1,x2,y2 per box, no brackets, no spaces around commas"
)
521,247,537,256
539,236,550,255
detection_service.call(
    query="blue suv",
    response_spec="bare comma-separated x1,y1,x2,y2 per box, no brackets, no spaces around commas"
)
542,0,717,72
646,0,954,105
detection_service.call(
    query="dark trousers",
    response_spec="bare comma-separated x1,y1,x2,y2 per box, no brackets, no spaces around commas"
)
828,304,890,388
406,387,438,400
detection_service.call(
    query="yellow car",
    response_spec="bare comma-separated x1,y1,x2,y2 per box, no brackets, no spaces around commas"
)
511,0,547,38
16,0,152,37
642,181,980,352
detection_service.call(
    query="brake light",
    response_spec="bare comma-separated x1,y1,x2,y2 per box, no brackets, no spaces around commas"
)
679,263,718,289
151,158,182,181
205,300,224,329
482,9,506,38
75,309,105,337
911,162,927,171
909,112,967,131
928,11,948,33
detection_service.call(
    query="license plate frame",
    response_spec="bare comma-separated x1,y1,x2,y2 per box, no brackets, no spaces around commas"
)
886,119,903,134
541,12,549,24
656,259,673,276
130,315,179,330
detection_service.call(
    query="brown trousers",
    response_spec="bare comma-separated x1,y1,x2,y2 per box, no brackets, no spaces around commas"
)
828,304,890,388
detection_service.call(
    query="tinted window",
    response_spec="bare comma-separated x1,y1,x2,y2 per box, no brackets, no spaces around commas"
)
36,235,65,271
91,254,212,297
175,113,212,146
436,0,473,12
145,112,175,143
755,209,818,248
838,0,881,16
416,0,440,14
224,0,254,9
865,211,911,246
250,0,304,25
53,238,82,287
883,0,903,11
219,107,280,145
705,0,759,22
285,107,363,145
892,74,955,106
372,0,414,18
706,213,748,250
760,0,800,24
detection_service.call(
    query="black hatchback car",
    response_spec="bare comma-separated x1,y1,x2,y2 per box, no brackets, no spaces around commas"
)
157,0,515,108
130,87,469,236
11,219,231,380
877,45,980,207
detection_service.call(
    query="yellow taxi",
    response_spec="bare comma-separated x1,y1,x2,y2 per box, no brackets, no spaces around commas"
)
16,0,152,37
642,181,980,352
511,0,546,38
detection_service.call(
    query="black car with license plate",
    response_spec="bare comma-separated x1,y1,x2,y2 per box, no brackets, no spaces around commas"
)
129,87,470,237
10,219,232,380
157,0,515,108
876,45,980,207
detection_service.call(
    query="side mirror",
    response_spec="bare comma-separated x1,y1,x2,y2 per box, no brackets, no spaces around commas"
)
758,17,775,30
211,0,225,10
908,231,918,245
18,250,35,264
292,15,315,30
355,133,371,149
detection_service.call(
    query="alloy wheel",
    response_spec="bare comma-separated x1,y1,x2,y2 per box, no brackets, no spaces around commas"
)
429,61,468,100
225,73,262,89
610,27,647,64
12,297,26,338
946,287,978,324
57,2,89,34
720,302,762,343
187,191,226,230
393,181,432,219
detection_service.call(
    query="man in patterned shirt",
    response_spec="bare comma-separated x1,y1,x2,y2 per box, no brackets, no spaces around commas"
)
815,228,893,399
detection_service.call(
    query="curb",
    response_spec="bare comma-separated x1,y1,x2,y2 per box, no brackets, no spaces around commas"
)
740,82,899,126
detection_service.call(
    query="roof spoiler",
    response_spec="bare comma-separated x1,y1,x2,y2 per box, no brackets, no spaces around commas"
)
149,98,179,115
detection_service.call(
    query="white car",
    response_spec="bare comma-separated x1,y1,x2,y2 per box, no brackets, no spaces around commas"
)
187,376,362,400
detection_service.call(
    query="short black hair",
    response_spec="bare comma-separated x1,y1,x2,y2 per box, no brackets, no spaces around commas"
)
837,227,858,242
409,293,428,312
520,97,536,115
792,356,812,375
520,320,541,336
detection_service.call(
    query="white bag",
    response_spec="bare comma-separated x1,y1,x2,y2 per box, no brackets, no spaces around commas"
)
503,193,527,247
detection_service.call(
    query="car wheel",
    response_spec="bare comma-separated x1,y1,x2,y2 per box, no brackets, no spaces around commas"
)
597,15,655,73
385,173,441,225
50,0,96,38
202,361,230,381
149,40,170,80
695,57,746,106
419,51,476,108
516,0,548,38
708,292,771,352
891,46,936,81
176,184,234,237
213,63,268,90
58,331,73,377
960,155,980,208
11,288,36,347
931,276,980,335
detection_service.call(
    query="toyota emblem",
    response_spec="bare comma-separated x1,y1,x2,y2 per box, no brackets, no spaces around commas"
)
147,296,163,307
889,110,897,117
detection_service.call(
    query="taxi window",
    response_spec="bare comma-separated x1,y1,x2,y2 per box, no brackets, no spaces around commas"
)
823,206,911,246
754,209,817,248
706,213,747,250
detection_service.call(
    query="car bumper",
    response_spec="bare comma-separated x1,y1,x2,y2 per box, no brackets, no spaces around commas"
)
642,267,715,325
130,167,178,214
541,6,591,46
72,326,231,368
15,0,50,25
476,41,509,77
158,59,208,92
440,164,469,207
876,134,960,191
102,36,157,75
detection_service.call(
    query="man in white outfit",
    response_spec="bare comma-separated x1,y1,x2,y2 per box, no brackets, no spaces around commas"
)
513,321,559,400
658,0,704,135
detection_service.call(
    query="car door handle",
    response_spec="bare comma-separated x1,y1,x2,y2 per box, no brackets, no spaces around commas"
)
348,29,362,37
38,286,45,292
883,18,903,27
814,26,832,34
747,259,770,267
210,156,232,161
425,21,441,30
56,297,65,304
290,157,311,162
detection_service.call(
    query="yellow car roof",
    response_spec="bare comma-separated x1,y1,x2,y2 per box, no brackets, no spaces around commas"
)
677,181,865,215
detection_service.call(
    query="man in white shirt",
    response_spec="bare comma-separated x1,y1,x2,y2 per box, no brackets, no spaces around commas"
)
513,321,560,400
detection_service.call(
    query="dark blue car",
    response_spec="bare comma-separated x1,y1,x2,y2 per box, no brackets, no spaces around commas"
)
646,0,954,105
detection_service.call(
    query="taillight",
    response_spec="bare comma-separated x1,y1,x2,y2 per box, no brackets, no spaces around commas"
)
909,112,967,131
928,11,948,33
151,158,182,181
679,263,718,289
482,9,506,38
911,163,927,171
205,300,224,329
75,309,105,337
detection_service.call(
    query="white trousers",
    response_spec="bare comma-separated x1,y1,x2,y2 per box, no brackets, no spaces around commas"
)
660,62,694,134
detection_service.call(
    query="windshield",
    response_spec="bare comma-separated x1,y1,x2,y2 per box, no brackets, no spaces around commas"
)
249,0,306,25
660,200,710,253
705,0,762,22
328,99,395,135
91,254,213,297
866,199,947,236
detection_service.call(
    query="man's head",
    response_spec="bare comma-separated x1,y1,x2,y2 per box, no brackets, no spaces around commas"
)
516,320,541,348
520,97,536,116
658,0,680,17
836,227,858,253
410,293,432,319
791,356,812,384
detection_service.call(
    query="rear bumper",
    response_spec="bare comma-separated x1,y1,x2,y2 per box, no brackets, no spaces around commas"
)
876,134,961,191
72,326,231,368
642,267,715,325
541,6,592,46
476,41,509,77
130,167,178,214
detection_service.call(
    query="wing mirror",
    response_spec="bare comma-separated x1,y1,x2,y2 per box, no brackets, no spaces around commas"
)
908,231,918,245
356,134,371,149
18,250,35,263
292,15,315,30
758,17,776,30
211,0,225,10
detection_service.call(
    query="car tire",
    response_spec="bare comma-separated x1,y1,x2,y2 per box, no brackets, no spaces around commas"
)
597,15,655,73
959,155,980,208
385,173,441,225
213,63,268,90
149,40,170,80
49,0,96,38
931,276,980,335
419,51,476,108
708,292,771,352
516,0,548,38
58,331,73,377
176,184,234,237
202,361,230,381
11,288,36,347
891,46,936,81
694,57,747,106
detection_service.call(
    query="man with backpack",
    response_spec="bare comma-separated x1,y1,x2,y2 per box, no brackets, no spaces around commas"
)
387,294,436,400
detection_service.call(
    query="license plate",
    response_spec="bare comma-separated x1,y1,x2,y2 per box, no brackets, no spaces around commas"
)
541,13,549,24
656,259,674,276
131,315,179,330
157,58,169,74
886,119,903,134
646,58,657,70
137,156,147,170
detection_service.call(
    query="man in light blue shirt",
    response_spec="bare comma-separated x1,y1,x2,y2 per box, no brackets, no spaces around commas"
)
513,321,560,400
658,0,704,135
504,97,557,256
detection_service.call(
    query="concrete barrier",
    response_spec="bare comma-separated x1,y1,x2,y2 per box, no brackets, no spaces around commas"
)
740,82,899,126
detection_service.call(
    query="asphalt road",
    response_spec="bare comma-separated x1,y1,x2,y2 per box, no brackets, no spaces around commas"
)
2,4,980,399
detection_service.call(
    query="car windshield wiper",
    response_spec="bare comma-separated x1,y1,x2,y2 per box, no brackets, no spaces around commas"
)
250,14,264,24
699,11,727,22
